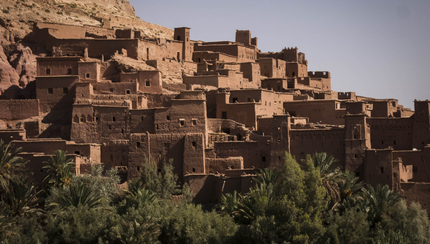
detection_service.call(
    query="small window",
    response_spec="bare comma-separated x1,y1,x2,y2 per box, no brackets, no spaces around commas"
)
67,68,72,75
413,166,418,173
222,111,227,119
379,167,384,174
394,140,396,145
141,116,144,121
46,68,51,75
262,156,266,162
63,87,68,94
192,141,196,147
192,119,197,126
112,117,116,122
355,172,361,177
48,88,53,94
74,151,80,155
137,142,141,147
146,80,150,86
167,116,171,120
179,119,185,126
109,125,112,130
192,168,196,173
232,97,238,103
126,90,131,94
247,98,251,102
110,88,114,92
85,73,90,78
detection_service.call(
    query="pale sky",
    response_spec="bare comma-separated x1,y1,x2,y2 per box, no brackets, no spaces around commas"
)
130,0,430,110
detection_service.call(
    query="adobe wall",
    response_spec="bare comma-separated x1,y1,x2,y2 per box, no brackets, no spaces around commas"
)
392,148,430,182
235,30,251,46
78,61,100,82
259,58,286,78
101,140,129,168
66,143,101,164
283,100,345,125
290,128,345,166
287,62,308,78
50,39,140,59
217,102,257,128
37,57,81,76
92,81,138,96
0,99,40,120
240,62,261,86
369,100,397,117
120,70,162,93
193,51,237,63
12,139,67,154
262,78,289,92
194,44,256,62
364,149,394,188
0,129,26,144
183,133,205,174
129,109,156,134
412,101,430,149
139,39,183,61
36,76,78,110
183,75,228,89
184,174,219,204
36,23,86,39
206,157,243,174
338,92,357,100
367,118,413,150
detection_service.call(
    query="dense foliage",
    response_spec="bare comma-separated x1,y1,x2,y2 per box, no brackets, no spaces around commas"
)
0,147,429,244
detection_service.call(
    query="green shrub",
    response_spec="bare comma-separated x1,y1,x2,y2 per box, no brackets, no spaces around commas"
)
70,3,77,8
45,9,50,13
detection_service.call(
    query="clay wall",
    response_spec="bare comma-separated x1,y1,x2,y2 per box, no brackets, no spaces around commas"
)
283,100,345,125
214,141,269,169
139,39,183,61
258,51,284,60
235,30,251,46
37,57,81,76
154,100,207,144
36,76,78,107
0,100,40,120
179,91,206,100
36,23,86,39
101,140,129,168
183,75,229,89
308,71,330,79
259,58,286,78
194,44,256,62
92,81,138,95
369,100,398,117
363,149,394,188
261,78,290,92
338,92,357,100
287,62,308,78
120,70,162,93
412,101,430,149
290,128,345,165
216,102,257,128
184,174,219,203
129,109,156,133
51,39,140,59
78,61,100,82
183,133,205,175
193,51,237,63
206,157,244,174
0,130,26,144
240,62,261,86
392,148,430,182
283,47,299,62
368,118,413,150
115,29,134,39
66,143,101,164
12,139,67,154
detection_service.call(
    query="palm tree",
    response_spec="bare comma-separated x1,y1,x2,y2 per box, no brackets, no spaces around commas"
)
1,177,42,217
310,152,343,204
43,150,75,189
360,184,401,225
49,182,105,210
338,171,365,203
0,201,20,241
0,139,26,191
219,191,240,216
125,188,157,208
254,167,281,188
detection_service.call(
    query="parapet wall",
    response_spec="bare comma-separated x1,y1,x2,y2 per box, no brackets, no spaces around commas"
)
308,71,330,78
0,100,40,120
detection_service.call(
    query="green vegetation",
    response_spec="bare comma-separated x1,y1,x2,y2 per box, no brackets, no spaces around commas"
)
70,3,77,9
0,148,428,243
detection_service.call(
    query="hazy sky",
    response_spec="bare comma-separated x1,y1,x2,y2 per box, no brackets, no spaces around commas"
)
130,0,430,109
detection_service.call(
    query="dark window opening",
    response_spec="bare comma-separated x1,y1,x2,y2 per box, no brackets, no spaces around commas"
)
232,97,238,103
222,111,227,119
146,80,150,86
413,166,418,173
177,35,180,40
158,169,161,173
126,90,130,94
262,156,266,162
192,120,197,126
48,88,53,94
80,117,84,122
394,140,396,145
85,73,90,78
192,168,196,173
279,156,281,160
180,120,185,126
96,116,99,122
192,141,196,147
112,117,116,122
292,72,295,76
355,172,361,177
110,88,114,92
63,87,68,94
141,116,144,121
379,167,384,174
354,154,357,159
137,142,141,147
381,140,384,145
137,167,140,172
247,98,251,102
74,151,80,155
46,68,51,75
177,52,180,62
67,68,72,75
167,116,171,120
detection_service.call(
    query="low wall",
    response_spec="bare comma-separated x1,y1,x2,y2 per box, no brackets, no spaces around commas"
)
0,99,39,120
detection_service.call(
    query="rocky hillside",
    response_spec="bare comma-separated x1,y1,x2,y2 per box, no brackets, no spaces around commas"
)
0,0,174,96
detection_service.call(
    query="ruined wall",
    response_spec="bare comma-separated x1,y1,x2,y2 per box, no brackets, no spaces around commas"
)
139,39,183,61
0,99,40,120
206,157,243,174
214,141,269,169
194,44,256,62
392,148,430,183
193,51,237,63
364,149,394,188
0,130,26,144
101,140,129,168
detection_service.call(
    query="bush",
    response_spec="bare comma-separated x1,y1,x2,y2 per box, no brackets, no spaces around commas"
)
45,9,50,13
2,9,9,14
70,3,77,8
